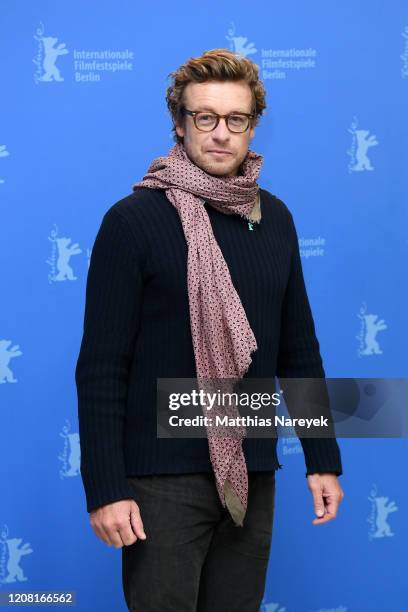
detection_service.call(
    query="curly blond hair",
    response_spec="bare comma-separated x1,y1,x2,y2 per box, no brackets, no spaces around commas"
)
166,48,267,143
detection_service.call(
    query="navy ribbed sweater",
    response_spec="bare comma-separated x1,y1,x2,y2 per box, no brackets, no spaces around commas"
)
75,186,343,513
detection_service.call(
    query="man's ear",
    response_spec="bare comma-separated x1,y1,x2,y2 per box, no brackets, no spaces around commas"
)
176,123,184,138
175,117,185,139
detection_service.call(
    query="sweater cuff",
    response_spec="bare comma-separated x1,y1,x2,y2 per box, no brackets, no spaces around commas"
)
299,437,343,477
82,474,136,514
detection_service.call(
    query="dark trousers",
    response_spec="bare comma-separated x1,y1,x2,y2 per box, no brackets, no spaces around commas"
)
122,470,276,611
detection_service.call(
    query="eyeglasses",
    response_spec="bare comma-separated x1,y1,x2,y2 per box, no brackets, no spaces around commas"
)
181,108,254,133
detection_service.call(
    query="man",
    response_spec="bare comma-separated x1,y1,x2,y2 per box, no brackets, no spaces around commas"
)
75,48,344,611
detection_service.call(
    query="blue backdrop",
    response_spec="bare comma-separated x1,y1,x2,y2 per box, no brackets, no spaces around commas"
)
1,1,407,610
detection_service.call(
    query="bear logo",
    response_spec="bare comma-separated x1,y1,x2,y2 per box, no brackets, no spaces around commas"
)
37,35,69,82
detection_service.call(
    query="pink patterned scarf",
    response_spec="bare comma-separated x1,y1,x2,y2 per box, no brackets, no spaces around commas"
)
132,141,264,526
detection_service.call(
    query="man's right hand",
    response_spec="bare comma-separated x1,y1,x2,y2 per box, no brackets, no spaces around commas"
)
90,499,147,548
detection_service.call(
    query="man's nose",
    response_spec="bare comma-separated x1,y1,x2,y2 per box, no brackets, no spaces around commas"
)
211,118,230,140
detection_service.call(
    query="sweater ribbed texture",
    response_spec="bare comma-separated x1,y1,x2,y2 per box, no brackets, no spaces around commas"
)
75,187,343,513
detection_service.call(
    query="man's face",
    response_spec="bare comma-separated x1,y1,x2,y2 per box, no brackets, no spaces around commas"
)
175,80,255,177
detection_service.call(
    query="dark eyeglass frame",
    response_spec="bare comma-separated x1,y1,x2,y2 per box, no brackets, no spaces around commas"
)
181,107,254,133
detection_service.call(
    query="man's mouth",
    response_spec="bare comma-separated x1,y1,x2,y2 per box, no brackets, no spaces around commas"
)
207,150,232,156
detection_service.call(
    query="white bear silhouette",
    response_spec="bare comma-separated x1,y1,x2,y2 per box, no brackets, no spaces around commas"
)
3,538,33,583
351,129,378,171
38,36,68,82
0,144,9,184
54,237,82,281
0,339,22,384
372,496,398,538
361,314,387,355
226,25,257,57
65,433,80,477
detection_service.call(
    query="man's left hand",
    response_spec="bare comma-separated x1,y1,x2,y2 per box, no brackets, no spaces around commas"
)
306,473,345,525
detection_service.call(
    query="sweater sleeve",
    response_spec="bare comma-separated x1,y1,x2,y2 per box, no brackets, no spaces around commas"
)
75,207,144,512
276,209,343,477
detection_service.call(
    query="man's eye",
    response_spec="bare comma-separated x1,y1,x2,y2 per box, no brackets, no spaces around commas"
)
229,115,246,124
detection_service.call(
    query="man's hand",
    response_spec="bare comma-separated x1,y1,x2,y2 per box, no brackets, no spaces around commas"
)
306,473,345,525
90,499,147,548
